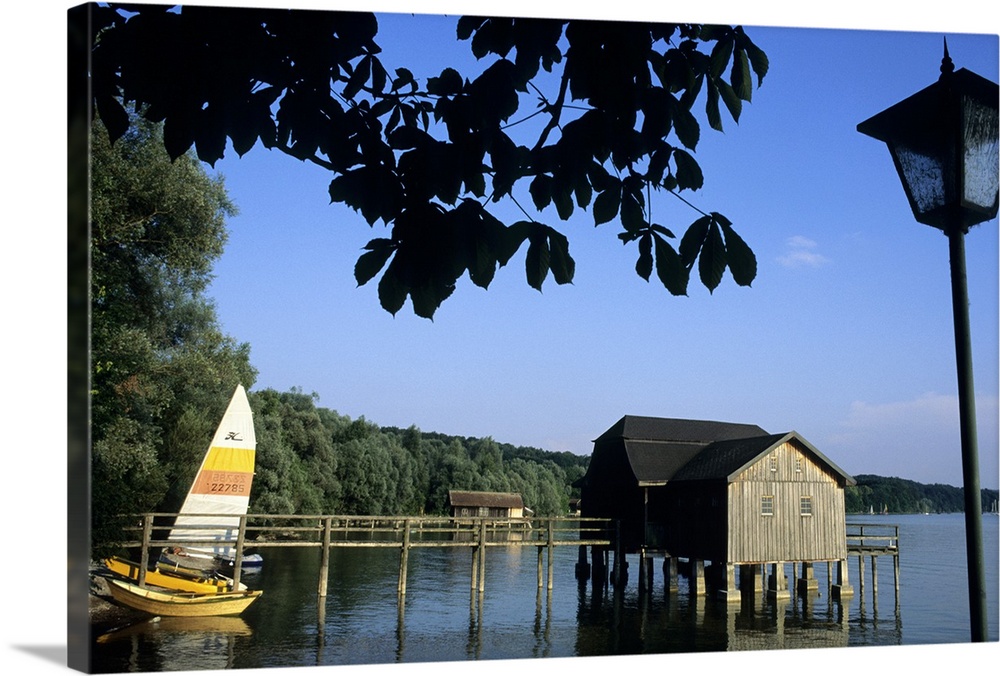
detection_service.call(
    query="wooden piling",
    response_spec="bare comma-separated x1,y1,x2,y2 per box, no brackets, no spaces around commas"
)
232,515,246,590
318,517,332,597
478,519,487,593
546,520,554,590
398,519,411,595
138,514,152,588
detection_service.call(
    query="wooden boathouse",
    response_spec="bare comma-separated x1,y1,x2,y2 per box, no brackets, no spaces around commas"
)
575,415,857,602
447,491,530,519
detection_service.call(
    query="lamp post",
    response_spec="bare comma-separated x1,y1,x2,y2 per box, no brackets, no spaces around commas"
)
857,40,998,643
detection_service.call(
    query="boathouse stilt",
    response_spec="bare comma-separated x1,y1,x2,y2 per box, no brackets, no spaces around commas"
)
768,562,789,600
663,556,678,593
832,558,854,599
718,563,741,603
797,561,819,596
689,559,706,596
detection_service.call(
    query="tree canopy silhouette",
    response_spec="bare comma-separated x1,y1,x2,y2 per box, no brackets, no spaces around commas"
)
85,3,768,318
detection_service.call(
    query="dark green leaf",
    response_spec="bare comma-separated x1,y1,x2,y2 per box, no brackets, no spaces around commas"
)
427,68,464,96
621,193,645,233
553,185,574,220
525,230,550,291
654,234,688,296
529,174,553,210
96,95,130,144
705,79,723,132
547,228,575,284
719,217,756,286
377,261,408,316
698,220,727,292
673,150,704,191
343,55,371,100
731,48,752,101
593,187,621,226
354,245,394,286
680,215,711,266
498,221,532,265
709,35,735,78
717,78,742,122
636,232,653,281
672,107,700,150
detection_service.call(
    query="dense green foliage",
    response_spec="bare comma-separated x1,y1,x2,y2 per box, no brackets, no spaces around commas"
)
87,4,766,319
845,474,999,515
246,389,587,520
90,116,258,554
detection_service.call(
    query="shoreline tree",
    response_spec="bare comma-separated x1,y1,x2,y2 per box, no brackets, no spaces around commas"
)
89,114,258,554
83,4,767,319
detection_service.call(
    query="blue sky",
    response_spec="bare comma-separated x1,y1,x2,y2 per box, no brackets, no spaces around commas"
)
194,3,1000,489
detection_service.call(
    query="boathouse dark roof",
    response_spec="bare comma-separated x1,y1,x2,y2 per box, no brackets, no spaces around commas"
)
447,491,524,509
672,431,854,484
582,416,854,487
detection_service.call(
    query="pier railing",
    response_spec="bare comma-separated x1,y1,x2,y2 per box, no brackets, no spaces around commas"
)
845,522,900,600
116,512,615,594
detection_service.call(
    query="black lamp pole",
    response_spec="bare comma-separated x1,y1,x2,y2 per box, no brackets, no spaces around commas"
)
858,42,996,642
945,214,988,642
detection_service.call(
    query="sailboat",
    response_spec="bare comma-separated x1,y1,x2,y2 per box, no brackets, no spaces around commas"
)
160,384,263,573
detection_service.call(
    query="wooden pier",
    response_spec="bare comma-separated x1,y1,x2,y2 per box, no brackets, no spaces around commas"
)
114,513,899,605
845,522,901,603
118,513,614,596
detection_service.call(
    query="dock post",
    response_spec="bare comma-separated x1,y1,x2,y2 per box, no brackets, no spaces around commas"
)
857,554,865,598
398,518,411,595
139,514,152,588
478,519,487,593
318,517,332,597
638,547,647,595
232,515,247,590
871,555,878,598
546,519,554,591
537,545,544,588
471,545,479,591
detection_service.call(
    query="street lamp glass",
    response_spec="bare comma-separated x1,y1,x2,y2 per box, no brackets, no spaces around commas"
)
858,65,999,233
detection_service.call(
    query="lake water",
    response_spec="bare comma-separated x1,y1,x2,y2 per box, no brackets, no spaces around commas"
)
89,513,998,673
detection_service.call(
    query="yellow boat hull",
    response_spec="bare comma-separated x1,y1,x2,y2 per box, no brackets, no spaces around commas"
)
106,578,262,617
103,557,244,594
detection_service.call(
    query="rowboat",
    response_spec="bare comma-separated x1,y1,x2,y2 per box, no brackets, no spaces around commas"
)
103,556,246,594
105,578,262,617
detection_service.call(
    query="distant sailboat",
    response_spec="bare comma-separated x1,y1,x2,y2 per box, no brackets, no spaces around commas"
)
160,385,262,572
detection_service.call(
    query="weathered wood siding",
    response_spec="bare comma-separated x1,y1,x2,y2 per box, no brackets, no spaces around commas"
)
727,440,847,564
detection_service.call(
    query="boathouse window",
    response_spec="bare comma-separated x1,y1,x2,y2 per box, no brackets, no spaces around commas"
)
795,458,802,473
769,455,777,472
761,495,774,516
800,496,813,516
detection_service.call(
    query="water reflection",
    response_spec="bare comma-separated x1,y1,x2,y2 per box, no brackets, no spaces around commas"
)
94,616,251,672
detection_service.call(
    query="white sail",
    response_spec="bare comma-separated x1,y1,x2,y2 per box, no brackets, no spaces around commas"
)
167,385,256,560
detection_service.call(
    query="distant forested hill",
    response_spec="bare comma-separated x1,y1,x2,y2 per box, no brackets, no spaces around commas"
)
846,474,999,514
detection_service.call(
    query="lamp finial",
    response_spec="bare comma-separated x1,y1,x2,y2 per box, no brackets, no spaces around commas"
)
940,37,955,78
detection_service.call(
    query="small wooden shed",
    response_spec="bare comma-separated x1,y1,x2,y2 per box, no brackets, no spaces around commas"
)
447,490,527,519
577,415,856,600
